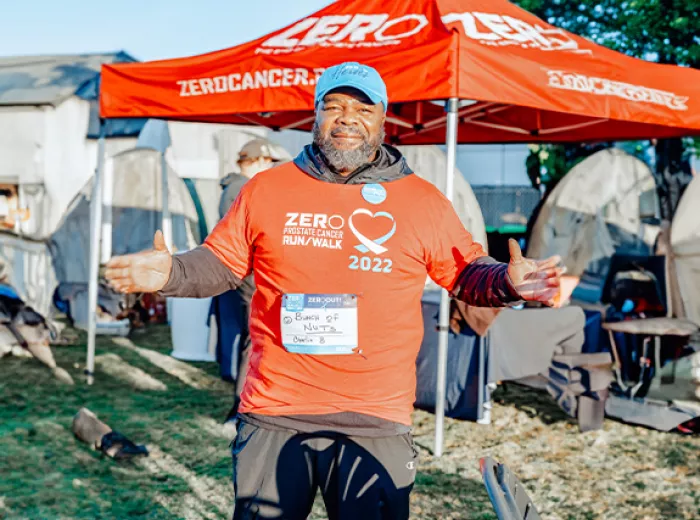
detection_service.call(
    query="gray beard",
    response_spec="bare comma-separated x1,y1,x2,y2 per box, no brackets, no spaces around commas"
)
313,123,385,173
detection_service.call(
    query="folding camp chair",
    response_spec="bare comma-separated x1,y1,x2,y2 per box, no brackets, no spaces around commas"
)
479,457,541,520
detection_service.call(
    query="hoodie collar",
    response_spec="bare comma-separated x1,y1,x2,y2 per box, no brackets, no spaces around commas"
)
293,143,412,185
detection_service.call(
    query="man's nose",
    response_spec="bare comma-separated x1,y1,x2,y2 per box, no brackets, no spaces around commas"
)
336,108,360,126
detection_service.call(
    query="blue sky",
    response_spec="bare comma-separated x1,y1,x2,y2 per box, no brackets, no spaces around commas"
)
0,0,332,61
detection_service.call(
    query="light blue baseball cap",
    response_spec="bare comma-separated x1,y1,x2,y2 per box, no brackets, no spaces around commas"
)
314,62,388,112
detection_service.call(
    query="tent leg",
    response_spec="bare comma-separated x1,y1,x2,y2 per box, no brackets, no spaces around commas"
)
435,98,459,458
86,120,106,385
100,159,114,263
161,152,172,250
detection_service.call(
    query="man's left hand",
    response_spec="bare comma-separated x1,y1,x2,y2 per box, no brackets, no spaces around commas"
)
507,239,564,307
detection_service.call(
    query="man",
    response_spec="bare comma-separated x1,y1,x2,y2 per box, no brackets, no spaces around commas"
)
218,137,285,412
106,62,562,520
218,137,286,220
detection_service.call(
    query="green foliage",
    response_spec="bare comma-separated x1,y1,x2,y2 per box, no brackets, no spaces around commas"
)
526,144,567,191
525,142,612,192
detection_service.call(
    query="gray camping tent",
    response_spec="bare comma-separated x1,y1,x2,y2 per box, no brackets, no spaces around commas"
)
48,148,198,330
528,148,660,279
50,148,198,285
670,174,700,326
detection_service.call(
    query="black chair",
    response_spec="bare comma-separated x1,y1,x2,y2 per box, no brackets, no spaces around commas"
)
479,457,541,520
600,253,667,313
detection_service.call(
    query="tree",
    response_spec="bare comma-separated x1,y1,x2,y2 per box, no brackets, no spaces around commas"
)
525,142,611,194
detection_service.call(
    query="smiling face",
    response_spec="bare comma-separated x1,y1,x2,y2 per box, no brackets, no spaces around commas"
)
312,87,386,174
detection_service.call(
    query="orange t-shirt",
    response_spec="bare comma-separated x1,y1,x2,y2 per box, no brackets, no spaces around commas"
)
204,163,485,425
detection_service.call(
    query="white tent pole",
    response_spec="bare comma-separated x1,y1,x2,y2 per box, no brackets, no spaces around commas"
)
161,152,172,250
100,158,114,264
435,98,459,457
86,120,106,385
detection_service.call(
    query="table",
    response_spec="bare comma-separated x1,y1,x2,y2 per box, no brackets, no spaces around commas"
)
602,317,698,397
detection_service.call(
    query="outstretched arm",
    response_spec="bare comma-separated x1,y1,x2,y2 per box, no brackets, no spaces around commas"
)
162,246,242,298
105,230,173,294
105,231,242,298
505,239,563,307
106,179,256,298
426,195,562,308
450,240,563,308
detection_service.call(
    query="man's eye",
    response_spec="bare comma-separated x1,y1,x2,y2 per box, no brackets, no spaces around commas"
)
359,108,372,114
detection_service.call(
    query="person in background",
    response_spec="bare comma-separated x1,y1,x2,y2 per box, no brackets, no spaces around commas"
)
218,137,286,219
218,137,286,415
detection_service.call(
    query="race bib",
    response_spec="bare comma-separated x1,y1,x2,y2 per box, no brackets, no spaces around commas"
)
281,294,358,355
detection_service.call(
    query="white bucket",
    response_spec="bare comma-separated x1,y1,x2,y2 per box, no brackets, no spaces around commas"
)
169,297,216,362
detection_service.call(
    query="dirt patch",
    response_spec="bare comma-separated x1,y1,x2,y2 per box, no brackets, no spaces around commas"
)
409,384,700,520
141,447,232,517
112,337,224,390
95,353,167,391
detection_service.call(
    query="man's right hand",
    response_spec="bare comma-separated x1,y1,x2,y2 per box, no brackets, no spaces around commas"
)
105,231,173,294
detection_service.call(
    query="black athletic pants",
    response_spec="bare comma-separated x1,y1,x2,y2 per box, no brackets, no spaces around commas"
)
231,421,418,520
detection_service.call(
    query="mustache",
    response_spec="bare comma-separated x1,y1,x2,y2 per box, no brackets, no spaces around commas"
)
330,127,367,138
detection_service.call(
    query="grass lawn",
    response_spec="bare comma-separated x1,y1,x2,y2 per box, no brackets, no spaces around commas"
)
1,325,698,519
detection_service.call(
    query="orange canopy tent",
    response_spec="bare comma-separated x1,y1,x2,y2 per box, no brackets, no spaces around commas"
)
100,0,699,142
90,0,700,455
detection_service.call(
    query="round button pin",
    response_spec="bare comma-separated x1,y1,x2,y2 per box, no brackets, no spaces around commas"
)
361,183,387,205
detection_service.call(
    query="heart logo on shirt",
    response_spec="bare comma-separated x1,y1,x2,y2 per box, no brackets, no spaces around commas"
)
348,209,396,255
